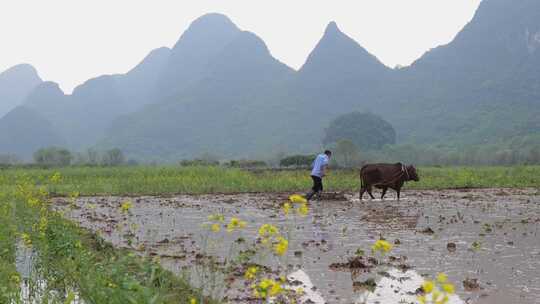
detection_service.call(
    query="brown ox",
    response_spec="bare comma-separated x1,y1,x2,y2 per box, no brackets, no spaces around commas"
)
359,163,419,200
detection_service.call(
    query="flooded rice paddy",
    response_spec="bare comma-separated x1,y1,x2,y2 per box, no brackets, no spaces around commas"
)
54,189,540,304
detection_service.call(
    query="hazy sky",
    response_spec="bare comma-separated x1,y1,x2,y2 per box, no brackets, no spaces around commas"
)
1,0,482,93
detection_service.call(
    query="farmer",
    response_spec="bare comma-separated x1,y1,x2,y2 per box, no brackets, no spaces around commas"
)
305,150,332,201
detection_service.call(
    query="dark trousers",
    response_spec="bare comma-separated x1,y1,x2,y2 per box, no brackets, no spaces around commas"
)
311,175,323,193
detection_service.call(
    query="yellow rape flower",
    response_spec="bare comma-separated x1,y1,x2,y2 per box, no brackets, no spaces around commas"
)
371,239,393,254
10,274,20,285
258,224,279,238
418,272,455,304
120,200,133,213
190,298,197,304
253,279,283,299
441,283,455,294
244,266,258,280
211,223,221,232
227,217,247,232
422,281,434,293
298,203,309,216
273,237,289,256
38,186,49,197
21,233,32,247
269,281,282,296
289,194,307,204
50,172,62,183
208,214,225,222
437,273,448,284
70,191,80,199
27,197,40,207
282,202,291,215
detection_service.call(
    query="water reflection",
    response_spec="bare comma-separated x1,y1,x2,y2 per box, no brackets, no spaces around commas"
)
354,268,463,304
286,269,325,304
15,240,83,304
286,268,465,304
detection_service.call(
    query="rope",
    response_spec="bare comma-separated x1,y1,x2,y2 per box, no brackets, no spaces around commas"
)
402,164,410,180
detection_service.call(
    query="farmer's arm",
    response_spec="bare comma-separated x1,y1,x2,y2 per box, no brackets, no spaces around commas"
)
321,164,328,177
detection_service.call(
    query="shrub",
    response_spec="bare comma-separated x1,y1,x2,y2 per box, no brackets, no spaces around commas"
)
179,159,220,167
226,160,267,168
33,147,72,166
102,148,126,166
279,154,316,167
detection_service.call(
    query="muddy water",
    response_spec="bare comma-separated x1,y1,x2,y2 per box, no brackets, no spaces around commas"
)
54,189,540,304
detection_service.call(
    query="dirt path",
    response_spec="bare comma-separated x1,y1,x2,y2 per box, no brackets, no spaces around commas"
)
54,189,540,304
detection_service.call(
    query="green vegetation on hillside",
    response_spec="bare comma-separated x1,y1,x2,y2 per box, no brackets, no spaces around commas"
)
3,2,540,161
323,112,396,150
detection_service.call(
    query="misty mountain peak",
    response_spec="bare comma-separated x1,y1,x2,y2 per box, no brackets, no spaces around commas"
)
0,63,43,118
158,13,243,96
299,20,388,78
175,13,240,48
2,63,34,74
189,13,238,31
204,30,293,82
324,21,340,36
0,63,41,82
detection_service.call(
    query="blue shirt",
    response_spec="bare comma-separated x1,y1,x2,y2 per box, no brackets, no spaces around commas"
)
311,154,329,177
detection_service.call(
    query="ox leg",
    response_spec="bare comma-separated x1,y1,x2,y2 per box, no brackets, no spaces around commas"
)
360,187,366,200
367,186,375,200
381,187,388,200
396,188,401,201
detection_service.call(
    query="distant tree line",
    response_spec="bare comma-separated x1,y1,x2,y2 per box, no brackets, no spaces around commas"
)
179,159,220,167
30,147,129,167
279,155,316,168
367,144,540,167
179,159,268,168
0,153,22,165
2,142,540,169
272,144,540,169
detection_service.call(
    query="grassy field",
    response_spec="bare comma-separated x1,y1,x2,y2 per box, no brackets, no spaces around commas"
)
1,165,539,196
1,165,538,302
0,180,205,304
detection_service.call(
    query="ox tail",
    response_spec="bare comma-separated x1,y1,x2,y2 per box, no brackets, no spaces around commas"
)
359,165,366,189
